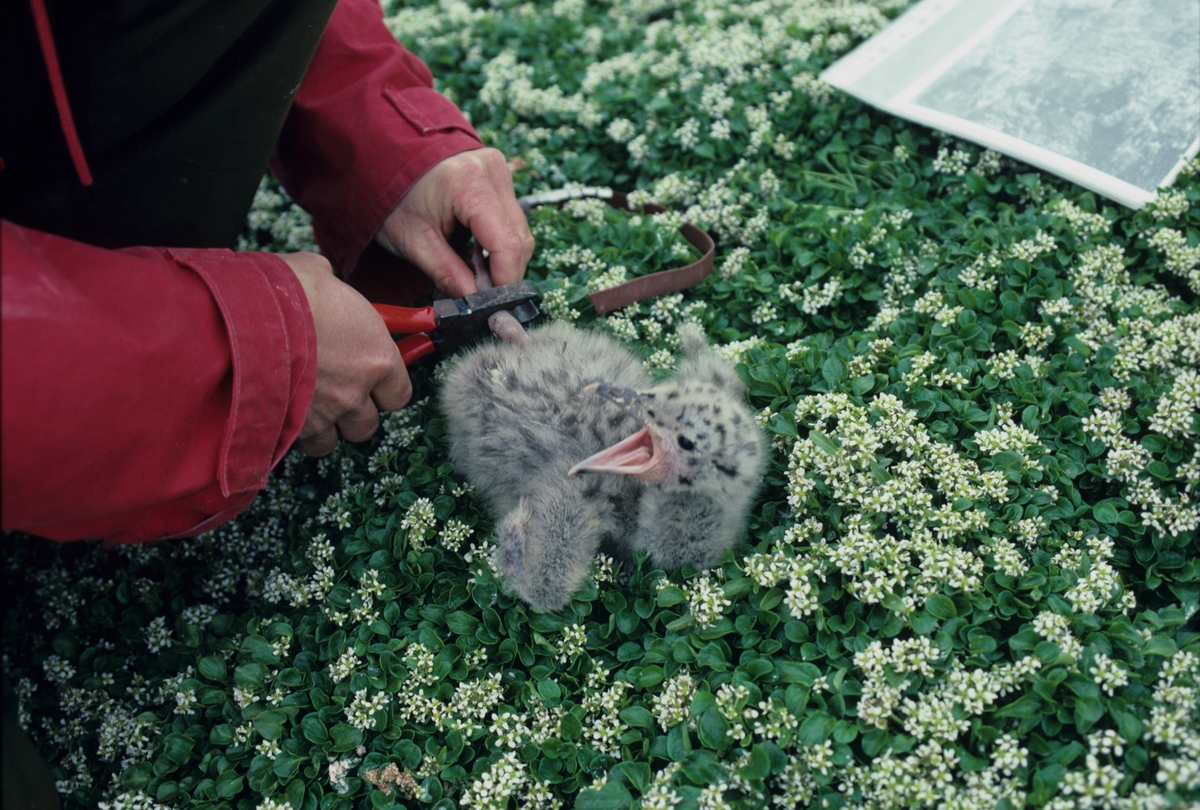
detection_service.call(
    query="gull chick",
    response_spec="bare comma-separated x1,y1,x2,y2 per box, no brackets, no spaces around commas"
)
441,320,766,611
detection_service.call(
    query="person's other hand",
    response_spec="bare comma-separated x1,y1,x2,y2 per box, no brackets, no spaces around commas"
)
280,252,411,457
374,148,535,298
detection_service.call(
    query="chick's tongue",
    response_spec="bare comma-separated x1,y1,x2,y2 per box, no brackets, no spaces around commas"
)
568,427,660,477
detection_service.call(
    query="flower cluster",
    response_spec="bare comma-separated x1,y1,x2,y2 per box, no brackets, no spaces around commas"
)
459,752,527,809
346,689,390,731
784,392,1007,611
558,623,587,663
651,669,696,731
1085,383,1200,538
684,573,732,627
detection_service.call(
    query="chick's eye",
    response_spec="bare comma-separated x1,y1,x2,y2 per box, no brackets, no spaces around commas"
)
677,435,695,451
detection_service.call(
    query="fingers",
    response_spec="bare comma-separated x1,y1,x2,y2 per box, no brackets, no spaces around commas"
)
371,353,413,413
403,221,478,299
309,334,410,452
295,385,381,458
458,151,535,287
337,401,382,445
280,251,415,458
296,425,338,458
376,148,534,295
297,362,409,458
296,379,400,458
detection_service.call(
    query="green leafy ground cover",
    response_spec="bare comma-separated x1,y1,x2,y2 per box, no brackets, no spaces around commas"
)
5,1,1200,808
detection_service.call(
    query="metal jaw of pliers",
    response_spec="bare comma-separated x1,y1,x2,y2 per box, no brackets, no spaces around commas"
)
372,281,540,366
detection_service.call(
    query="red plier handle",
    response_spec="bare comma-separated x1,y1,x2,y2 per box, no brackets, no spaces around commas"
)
372,303,438,366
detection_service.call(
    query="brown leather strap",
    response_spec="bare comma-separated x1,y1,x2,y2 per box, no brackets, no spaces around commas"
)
524,191,716,314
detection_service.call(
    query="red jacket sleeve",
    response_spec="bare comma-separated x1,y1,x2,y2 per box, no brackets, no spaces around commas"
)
0,221,317,544
270,0,485,279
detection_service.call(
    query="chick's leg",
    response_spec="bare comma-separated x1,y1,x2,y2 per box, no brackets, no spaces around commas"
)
494,486,610,611
488,309,529,346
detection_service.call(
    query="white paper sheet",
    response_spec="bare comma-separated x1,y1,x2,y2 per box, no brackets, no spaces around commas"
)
821,0,1200,209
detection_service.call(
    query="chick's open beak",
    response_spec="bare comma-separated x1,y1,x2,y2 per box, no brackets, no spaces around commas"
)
568,383,670,481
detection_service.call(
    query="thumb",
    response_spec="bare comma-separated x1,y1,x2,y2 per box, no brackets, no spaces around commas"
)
403,226,479,299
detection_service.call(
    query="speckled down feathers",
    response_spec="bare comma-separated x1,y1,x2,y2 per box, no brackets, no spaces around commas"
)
441,321,766,610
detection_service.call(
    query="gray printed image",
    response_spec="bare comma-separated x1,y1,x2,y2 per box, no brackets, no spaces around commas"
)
913,0,1200,193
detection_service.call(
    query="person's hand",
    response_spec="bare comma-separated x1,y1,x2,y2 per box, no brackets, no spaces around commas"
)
280,252,411,457
375,148,535,298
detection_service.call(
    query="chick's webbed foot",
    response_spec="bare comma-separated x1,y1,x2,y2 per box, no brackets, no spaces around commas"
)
493,488,610,611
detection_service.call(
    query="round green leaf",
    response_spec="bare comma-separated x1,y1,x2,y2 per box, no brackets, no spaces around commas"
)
925,593,957,620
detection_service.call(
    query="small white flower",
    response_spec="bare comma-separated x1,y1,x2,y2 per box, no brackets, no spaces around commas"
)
606,118,636,143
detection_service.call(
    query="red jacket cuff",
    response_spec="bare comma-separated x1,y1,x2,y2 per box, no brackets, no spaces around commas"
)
169,249,317,496
1,221,316,544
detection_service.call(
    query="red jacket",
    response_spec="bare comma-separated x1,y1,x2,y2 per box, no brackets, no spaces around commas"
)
1,0,483,543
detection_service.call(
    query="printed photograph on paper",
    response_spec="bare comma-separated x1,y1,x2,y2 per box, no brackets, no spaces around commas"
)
822,0,1200,208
